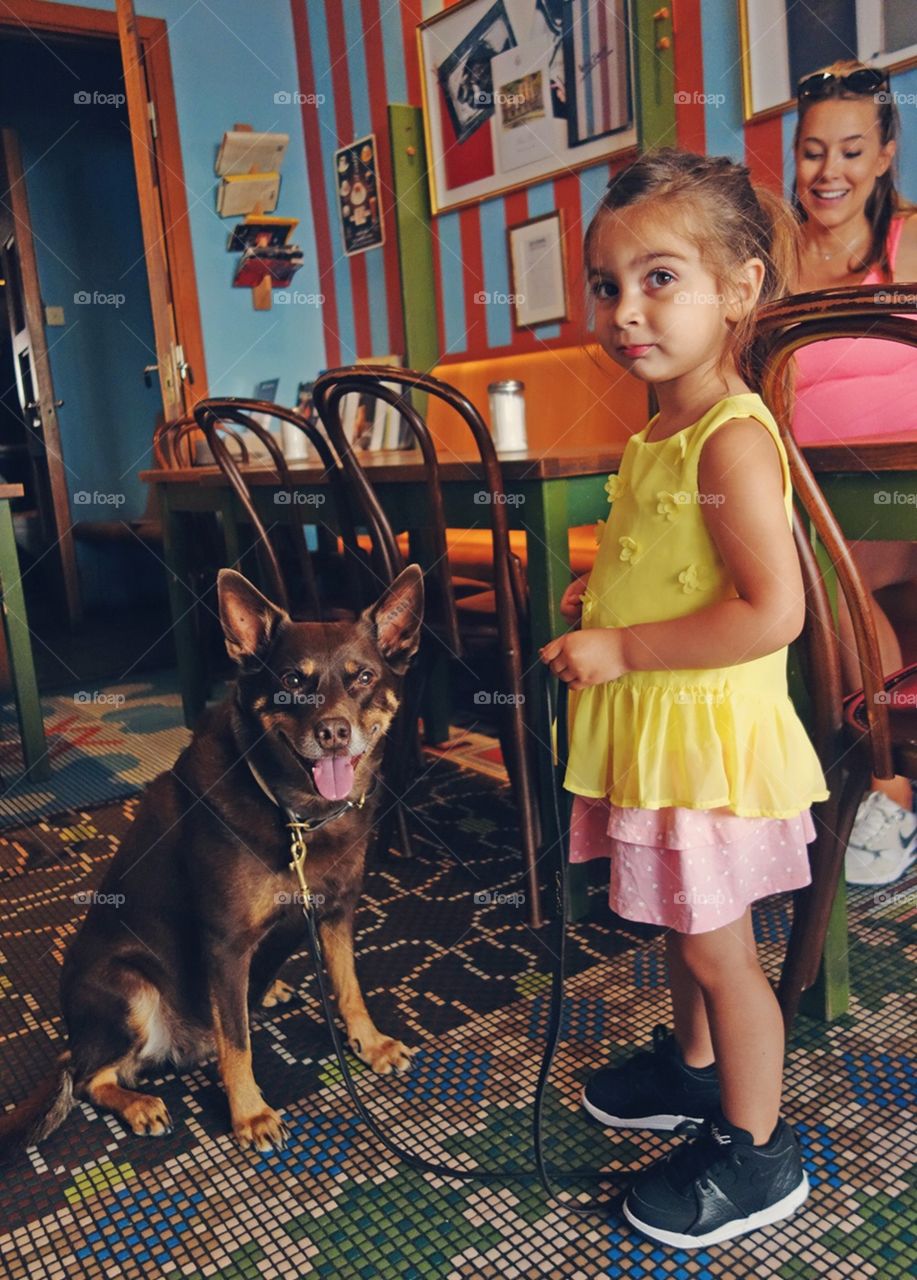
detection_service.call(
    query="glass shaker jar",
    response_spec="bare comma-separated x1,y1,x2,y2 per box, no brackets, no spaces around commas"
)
487,380,527,452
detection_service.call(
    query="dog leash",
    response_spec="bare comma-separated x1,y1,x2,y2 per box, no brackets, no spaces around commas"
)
256,673,627,1208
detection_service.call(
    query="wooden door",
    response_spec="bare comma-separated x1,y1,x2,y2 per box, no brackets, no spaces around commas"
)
115,0,195,421
0,128,81,622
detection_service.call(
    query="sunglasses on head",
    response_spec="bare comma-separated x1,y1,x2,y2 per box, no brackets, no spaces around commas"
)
797,67,890,101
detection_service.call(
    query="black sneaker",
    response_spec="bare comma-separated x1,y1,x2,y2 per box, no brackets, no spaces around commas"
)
622,1108,810,1248
582,1025,720,1131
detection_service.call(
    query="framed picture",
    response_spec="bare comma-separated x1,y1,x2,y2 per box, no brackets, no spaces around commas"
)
437,0,516,144
418,0,635,214
562,0,632,148
507,211,567,327
335,135,384,255
738,0,917,122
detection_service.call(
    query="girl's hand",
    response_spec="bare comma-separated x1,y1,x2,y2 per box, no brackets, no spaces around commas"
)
559,574,591,624
539,628,628,689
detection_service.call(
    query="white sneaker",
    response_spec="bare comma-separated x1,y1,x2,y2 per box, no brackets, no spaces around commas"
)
845,790,917,886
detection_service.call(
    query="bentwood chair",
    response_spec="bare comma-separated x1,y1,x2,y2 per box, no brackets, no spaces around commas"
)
313,366,544,927
192,398,370,620
757,284,917,1031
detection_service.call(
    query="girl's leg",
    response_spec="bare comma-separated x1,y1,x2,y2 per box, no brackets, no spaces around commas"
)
673,909,784,1143
664,931,714,1068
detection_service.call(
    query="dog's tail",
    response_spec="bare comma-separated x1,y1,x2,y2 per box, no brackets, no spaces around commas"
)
0,1051,75,1159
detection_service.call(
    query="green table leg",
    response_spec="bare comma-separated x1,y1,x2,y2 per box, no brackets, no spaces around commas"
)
524,482,590,920
0,500,49,780
799,529,850,1021
405,529,452,745
160,489,208,728
218,491,243,570
800,874,850,1021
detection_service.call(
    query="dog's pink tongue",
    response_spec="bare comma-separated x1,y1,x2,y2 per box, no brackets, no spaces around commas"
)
312,755,355,800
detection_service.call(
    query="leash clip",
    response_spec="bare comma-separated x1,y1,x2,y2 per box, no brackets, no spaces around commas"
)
288,822,312,901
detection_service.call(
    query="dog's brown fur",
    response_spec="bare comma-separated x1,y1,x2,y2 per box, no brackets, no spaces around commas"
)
0,566,424,1156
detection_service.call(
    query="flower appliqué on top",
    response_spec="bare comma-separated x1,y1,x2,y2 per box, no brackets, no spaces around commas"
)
678,563,706,593
604,474,626,503
619,536,640,564
580,589,596,624
656,490,690,521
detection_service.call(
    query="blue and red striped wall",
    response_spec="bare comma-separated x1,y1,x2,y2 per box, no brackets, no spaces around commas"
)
291,0,917,370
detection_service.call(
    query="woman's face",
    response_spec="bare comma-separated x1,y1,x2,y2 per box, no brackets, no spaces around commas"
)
795,97,895,229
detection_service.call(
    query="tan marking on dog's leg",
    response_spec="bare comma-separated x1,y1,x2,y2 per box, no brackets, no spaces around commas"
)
86,1066,173,1136
319,917,413,1075
211,1003,288,1151
261,978,295,1008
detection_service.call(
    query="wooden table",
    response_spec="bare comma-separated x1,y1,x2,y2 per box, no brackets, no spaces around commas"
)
0,483,48,780
142,436,917,1017
141,444,623,714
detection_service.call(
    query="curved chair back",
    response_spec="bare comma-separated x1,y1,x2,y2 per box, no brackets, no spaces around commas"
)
313,366,527,655
313,366,541,923
154,413,252,470
758,283,917,780
192,398,365,617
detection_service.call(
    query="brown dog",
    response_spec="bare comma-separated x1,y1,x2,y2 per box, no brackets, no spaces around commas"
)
0,565,424,1156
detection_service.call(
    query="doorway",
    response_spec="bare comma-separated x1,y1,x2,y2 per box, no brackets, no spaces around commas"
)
0,1,206,644
0,31,162,622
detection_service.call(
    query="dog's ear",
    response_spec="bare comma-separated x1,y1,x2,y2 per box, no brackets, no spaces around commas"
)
217,569,287,663
363,564,424,674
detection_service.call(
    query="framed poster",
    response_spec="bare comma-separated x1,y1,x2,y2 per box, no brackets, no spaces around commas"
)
508,211,567,327
418,0,635,214
335,135,385,255
738,0,917,122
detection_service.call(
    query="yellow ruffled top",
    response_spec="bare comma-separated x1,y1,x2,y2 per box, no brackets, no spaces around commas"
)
565,393,829,818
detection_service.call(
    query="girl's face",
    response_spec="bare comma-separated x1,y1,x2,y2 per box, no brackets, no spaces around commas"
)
587,207,759,391
795,97,894,229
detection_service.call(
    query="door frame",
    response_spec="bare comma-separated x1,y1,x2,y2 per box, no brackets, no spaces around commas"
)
0,0,208,407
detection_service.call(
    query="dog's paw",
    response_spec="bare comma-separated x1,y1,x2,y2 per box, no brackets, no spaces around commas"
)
261,978,296,1009
233,1105,290,1153
123,1094,173,1137
351,1034,415,1076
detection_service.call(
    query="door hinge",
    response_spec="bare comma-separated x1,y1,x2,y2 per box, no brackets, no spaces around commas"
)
147,100,158,140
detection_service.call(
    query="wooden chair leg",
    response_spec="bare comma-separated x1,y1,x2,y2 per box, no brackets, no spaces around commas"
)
497,667,544,929
371,661,426,862
778,757,868,1034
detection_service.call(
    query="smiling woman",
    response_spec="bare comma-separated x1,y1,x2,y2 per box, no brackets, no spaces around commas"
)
790,59,917,888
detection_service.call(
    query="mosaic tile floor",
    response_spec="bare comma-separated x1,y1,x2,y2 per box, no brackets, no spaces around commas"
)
0,673,190,838
0,753,914,1278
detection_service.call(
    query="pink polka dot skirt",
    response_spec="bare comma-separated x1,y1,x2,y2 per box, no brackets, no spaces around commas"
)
568,795,815,935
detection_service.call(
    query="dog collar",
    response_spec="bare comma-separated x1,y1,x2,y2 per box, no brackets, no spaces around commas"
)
244,756,379,908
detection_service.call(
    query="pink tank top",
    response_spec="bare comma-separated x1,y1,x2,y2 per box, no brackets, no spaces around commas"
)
792,218,917,443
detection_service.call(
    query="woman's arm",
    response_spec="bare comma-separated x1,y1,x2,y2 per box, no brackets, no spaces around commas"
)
540,418,806,688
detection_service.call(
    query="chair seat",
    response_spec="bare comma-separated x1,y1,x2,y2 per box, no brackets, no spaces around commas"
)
428,525,599,581
456,589,497,617
345,527,596,589
844,662,917,775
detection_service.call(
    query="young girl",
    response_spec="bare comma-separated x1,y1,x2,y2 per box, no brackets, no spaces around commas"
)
540,150,828,1249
